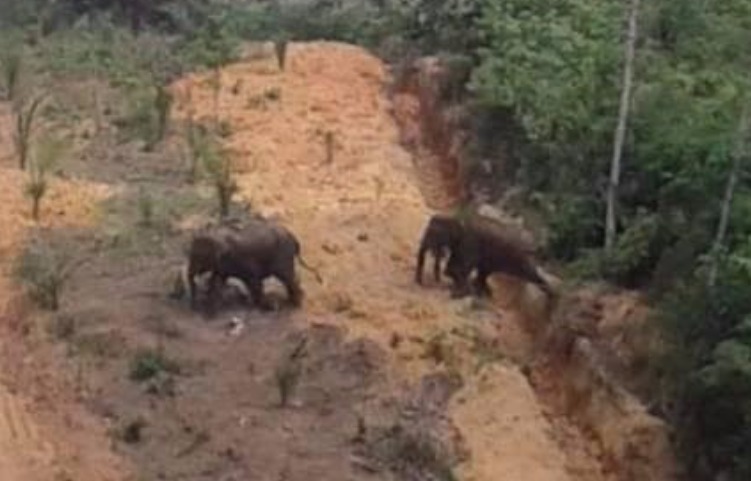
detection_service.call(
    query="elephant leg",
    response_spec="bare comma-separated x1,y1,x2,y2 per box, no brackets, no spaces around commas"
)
283,275,303,308
433,248,444,283
204,272,224,317
473,268,492,298
276,259,303,307
187,265,200,310
449,268,472,299
415,243,429,285
247,276,272,311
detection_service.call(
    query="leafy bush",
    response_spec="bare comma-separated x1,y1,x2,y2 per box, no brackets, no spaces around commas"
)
657,264,751,481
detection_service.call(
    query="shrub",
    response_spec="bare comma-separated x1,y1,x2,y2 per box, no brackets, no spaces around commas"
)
656,263,751,481
274,354,302,408
13,95,45,170
115,80,172,150
14,236,79,310
25,134,66,221
274,36,289,71
0,45,22,102
184,117,207,182
200,132,237,219
129,348,180,382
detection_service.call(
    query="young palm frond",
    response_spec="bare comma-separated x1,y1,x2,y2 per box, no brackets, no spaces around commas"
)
14,95,45,170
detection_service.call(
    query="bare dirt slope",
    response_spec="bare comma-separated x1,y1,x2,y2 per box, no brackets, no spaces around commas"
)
172,41,611,481
0,107,128,479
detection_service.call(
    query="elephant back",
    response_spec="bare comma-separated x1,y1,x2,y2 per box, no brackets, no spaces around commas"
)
465,214,536,258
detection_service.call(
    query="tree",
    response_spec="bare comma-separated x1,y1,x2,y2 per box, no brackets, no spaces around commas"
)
605,0,640,252
708,106,749,288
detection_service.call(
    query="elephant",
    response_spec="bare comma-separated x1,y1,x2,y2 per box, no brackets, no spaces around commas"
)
443,215,555,300
414,214,464,285
186,217,321,314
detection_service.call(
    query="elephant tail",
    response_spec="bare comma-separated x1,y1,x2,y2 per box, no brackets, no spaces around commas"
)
298,254,323,284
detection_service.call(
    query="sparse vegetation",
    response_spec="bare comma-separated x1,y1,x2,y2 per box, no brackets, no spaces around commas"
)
115,80,174,151
200,131,238,219
274,354,302,408
274,337,307,408
274,37,289,71
136,187,155,228
25,135,66,221
0,45,23,101
153,82,173,147
185,118,208,182
13,95,45,170
246,87,282,110
14,236,79,311
129,348,180,383
47,314,77,341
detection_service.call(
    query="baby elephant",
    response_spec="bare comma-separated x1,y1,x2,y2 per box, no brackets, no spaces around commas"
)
414,214,464,285
186,217,320,315
444,215,555,300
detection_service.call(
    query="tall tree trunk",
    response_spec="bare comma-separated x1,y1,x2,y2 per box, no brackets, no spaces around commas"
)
707,107,749,288
605,0,640,251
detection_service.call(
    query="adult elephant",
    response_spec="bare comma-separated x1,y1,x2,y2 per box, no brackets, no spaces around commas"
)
444,215,555,300
186,217,320,314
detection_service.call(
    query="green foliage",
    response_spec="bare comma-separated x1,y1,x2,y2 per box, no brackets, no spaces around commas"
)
398,0,483,55
179,15,238,71
657,263,751,481
129,348,180,382
542,193,603,261
472,0,622,144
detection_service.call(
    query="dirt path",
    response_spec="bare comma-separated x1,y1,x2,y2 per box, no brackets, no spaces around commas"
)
173,41,611,481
